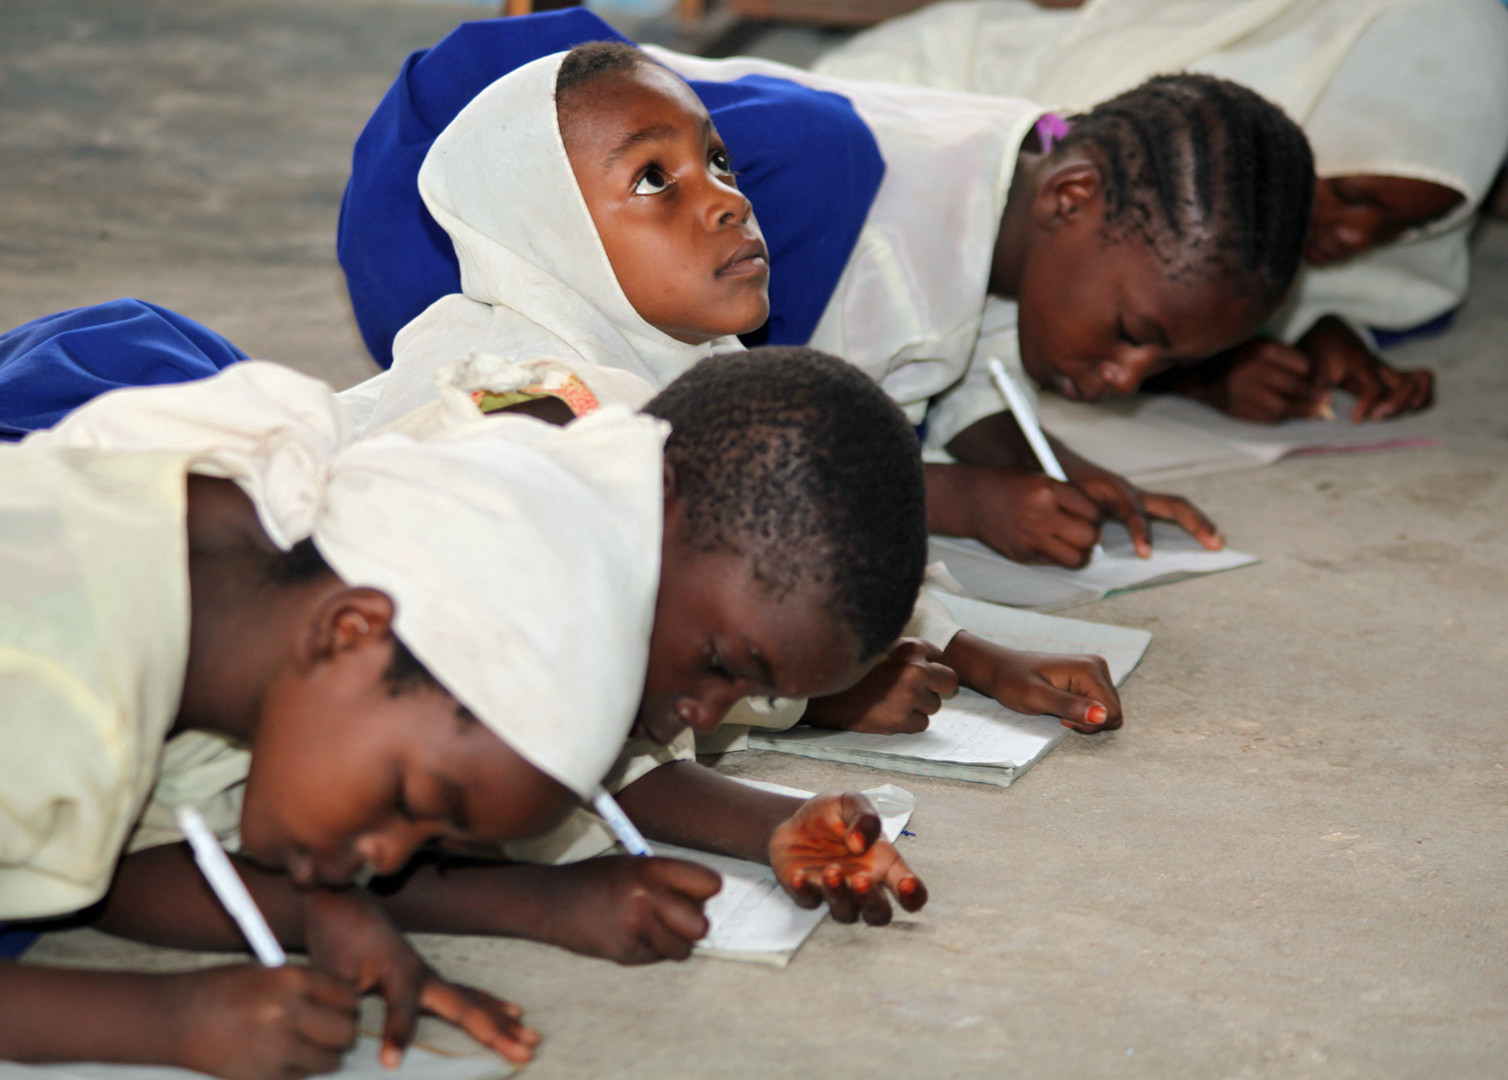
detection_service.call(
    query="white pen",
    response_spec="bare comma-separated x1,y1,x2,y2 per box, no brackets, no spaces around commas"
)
175,803,287,966
987,356,1104,560
590,785,655,857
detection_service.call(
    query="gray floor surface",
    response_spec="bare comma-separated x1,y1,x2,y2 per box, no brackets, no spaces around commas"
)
4,1,1505,1077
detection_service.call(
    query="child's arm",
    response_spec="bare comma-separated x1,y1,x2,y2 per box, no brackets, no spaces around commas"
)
94,844,539,1067
614,761,928,926
1145,318,1434,424
802,637,959,734
942,630,1121,733
0,957,358,1079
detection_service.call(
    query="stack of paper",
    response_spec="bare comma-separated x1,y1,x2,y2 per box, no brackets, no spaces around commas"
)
929,522,1257,610
661,781,916,968
747,593,1151,785
13,1038,511,1080
1038,391,1440,485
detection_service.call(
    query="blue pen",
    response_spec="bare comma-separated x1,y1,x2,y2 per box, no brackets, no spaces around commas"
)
590,785,655,857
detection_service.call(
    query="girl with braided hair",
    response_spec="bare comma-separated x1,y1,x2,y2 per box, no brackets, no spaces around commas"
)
817,0,1508,424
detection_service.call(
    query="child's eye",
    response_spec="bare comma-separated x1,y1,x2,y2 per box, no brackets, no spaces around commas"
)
707,647,738,681
1117,320,1142,348
709,150,735,180
634,167,669,196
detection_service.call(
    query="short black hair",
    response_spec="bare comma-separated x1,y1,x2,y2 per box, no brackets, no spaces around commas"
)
267,538,468,711
643,347,927,661
555,41,653,126
1060,73,1315,306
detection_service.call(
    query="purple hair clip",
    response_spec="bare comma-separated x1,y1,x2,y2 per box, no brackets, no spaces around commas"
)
1034,112,1072,154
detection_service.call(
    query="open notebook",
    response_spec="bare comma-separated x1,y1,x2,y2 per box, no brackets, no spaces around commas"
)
928,522,1257,610
658,780,916,968
1038,391,1440,486
11,1038,510,1080
748,592,1150,786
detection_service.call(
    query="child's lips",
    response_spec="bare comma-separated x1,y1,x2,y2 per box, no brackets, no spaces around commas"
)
717,239,769,279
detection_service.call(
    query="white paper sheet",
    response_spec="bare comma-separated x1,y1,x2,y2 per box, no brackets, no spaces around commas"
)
929,522,1258,610
658,781,916,967
1039,391,1440,485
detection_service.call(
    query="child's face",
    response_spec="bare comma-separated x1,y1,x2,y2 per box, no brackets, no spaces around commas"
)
1016,202,1268,402
632,502,870,746
1306,175,1464,267
560,63,771,345
239,637,576,888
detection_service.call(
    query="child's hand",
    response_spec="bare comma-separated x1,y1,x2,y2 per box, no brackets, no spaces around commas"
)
527,855,722,965
1209,338,1331,423
933,463,1103,567
1059,454,1222,559
770,793,927,925
302,889,538,1066
803,637,959,733
164,963,359,1080
945,631,1121,733
1303,315,1433,422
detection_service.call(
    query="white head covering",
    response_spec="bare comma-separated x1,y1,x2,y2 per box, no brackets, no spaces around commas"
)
368,51,739,432
31,362,666,798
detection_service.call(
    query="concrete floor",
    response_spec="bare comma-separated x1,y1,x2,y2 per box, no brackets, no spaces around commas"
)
5,1,1506,1077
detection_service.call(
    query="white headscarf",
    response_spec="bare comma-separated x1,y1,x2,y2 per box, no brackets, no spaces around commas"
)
817,0,1508,336
30,361,666,799
366,52,739,432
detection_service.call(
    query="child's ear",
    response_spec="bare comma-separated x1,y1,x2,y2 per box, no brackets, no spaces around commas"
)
305,587,397,665
1036,161,1102,228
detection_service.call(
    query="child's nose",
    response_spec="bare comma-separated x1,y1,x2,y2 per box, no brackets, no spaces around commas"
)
703,176,752,230
676,686,745,734
357,823,437,877
1101,352,1157,395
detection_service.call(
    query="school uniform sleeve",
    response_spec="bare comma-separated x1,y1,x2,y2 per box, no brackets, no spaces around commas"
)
497,731,697,865
127,731,251,855
0,448,191,921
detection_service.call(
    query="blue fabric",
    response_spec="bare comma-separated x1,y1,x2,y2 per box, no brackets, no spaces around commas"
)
0,298,247,439
0,927,39,959
337,10,884,365
1370,308,1457,350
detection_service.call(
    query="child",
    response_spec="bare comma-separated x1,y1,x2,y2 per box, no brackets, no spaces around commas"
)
353,38,1313,570
2,348,947,1042
337,8,883,366
1,360,675,1075
816,0,1508,423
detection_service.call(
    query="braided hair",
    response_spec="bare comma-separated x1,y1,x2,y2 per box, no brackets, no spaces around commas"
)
1058,73,1315,305
644,347,927,661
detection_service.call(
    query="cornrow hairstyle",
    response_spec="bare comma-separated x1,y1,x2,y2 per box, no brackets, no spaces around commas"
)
266,538,470,713
1057,73,1315,306
643,346,927,661
555,40,654,124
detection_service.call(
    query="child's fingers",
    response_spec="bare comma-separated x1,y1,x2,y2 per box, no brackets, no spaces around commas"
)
883,854,929,913
654,884,713,945
831,792,884,854
302,968,362,1015
418,979,539,1064
817,864,862,923
648,855,723,901
1140,492,1223,551
376,969,422,1068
